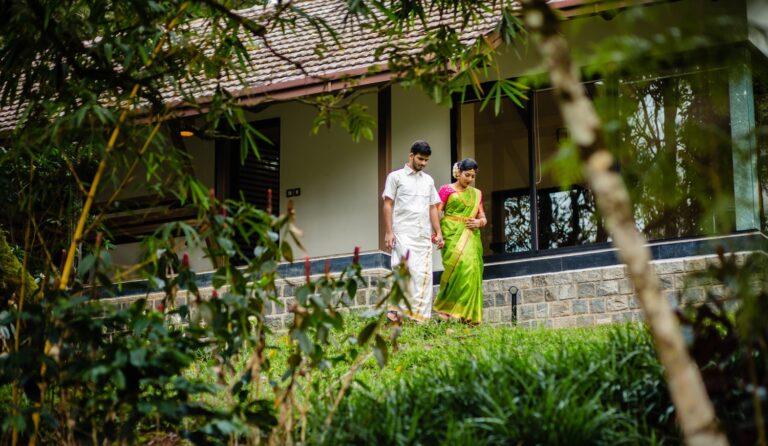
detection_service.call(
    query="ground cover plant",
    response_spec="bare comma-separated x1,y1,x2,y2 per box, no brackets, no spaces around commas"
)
186,320,677,445
311,321,677,445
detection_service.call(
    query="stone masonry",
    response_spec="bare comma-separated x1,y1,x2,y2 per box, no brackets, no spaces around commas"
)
492,254,736,328
104,254,743,329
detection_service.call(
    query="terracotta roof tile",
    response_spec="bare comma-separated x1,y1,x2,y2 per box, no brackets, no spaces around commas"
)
0,0,584,133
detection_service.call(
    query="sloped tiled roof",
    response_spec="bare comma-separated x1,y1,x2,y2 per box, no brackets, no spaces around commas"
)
0,0,597,133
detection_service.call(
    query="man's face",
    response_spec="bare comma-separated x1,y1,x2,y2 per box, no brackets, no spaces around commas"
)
409,153,430,171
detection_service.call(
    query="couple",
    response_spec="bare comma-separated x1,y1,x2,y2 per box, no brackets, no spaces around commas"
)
382,140,486,324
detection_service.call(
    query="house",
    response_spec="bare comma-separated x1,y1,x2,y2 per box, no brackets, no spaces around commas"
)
5,0,766,327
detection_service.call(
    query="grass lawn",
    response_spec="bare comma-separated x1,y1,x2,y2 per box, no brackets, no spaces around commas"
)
189,319,679,445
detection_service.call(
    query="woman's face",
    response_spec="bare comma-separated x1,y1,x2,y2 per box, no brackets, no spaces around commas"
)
458,169,476,187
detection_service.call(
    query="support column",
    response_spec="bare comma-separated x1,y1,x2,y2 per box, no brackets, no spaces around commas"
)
729,52,761,231
378,87,392,251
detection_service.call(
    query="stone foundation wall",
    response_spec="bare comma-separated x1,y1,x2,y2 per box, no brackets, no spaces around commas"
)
262,268,392,330
104,254,740,329
103,268,393,330
481,254,732,328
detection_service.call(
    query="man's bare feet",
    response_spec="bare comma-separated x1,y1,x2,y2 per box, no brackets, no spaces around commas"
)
386,310,402,324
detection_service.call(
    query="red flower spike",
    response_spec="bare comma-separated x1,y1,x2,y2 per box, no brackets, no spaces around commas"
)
304,256,311,284
266,189,273,215
353,246,360,266
182,252,190,267
211,289,219,299
157,303,165,313
325,259,331,279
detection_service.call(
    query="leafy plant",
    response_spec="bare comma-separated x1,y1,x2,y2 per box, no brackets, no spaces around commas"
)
0,192,411,444
311,324,677,445
677,251,768,445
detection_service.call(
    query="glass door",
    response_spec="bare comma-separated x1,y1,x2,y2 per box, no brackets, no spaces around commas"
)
458,98,533,255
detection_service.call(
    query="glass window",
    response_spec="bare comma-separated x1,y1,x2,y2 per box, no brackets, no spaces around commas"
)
533,87,607,250
456,68,736,259
617,70,735,240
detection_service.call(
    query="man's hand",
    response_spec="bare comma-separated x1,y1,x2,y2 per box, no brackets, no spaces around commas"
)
433,233,445,249
382,198,395,252
385,231,396,251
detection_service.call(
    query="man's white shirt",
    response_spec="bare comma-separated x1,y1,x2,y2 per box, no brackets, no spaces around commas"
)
382,164,441,239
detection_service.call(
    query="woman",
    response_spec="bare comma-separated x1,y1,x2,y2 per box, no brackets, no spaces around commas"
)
433,158,486,323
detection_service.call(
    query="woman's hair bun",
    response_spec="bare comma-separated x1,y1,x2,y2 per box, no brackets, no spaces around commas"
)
456,158,478,174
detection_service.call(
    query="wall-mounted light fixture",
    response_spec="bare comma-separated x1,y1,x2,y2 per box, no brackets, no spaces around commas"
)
509,286,519,324
179,129,195,138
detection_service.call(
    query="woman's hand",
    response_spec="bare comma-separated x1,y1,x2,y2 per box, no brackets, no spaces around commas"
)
465,218,486,229
465,219,480,229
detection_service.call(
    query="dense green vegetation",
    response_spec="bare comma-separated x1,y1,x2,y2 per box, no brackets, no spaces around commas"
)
322,322,677,445
187,320,677,445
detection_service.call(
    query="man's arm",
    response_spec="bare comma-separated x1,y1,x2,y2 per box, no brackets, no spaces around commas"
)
383,197,395,251
429,182,444,248
429,204,444,248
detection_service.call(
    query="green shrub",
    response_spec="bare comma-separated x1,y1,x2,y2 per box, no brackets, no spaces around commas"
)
311,323,677,445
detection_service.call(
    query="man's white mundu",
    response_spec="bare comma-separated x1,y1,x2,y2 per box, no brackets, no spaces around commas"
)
382,164,441,320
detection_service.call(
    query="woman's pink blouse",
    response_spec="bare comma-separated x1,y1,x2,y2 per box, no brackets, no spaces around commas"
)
438,184,456,204
439,185,483,208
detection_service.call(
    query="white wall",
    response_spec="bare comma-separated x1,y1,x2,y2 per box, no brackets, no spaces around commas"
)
391,85,452,189
109,237,212,273
107,132,218,272
110,96,380,271
186,134,216,191
250,93,380,259
749,0,768,58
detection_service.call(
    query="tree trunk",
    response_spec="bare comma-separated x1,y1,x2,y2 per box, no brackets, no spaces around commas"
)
518,1,729,445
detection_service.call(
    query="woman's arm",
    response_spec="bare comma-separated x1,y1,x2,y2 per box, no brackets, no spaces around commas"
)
476,201,487,227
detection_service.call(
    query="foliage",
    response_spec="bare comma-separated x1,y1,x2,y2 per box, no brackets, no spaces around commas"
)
0,1,534,444
309,323,677,445
0,193,412,444
0,0,767,444
677,251,768,445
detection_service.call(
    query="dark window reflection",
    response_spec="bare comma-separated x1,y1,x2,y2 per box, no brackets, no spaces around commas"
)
495,191,531,253
537,185,607,250
533,87,608,250
618,71,735,239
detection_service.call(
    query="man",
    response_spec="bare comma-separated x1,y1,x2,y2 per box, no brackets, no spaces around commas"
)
382,140,444,322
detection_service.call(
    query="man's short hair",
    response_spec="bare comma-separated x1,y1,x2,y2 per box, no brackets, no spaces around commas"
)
410,140,432,156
